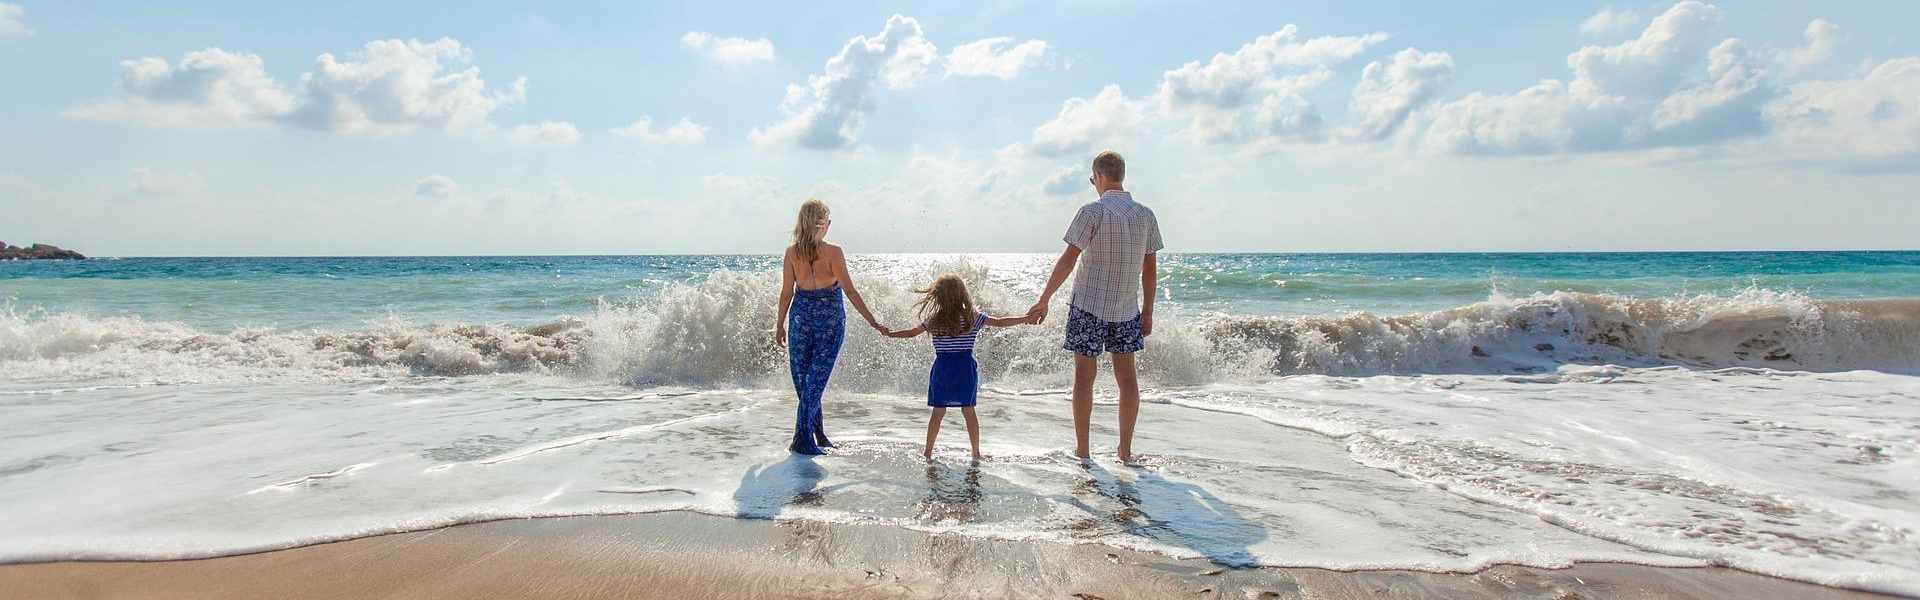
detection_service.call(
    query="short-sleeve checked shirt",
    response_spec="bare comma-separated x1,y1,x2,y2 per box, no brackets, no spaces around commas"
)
1063,190,1164,322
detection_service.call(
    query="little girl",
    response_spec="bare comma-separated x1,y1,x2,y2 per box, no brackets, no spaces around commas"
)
884,274,1031,460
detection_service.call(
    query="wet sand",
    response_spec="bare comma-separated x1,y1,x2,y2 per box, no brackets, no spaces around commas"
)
0,512,1904,600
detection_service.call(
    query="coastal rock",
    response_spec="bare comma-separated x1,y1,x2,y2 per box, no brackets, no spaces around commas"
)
0,242,86,260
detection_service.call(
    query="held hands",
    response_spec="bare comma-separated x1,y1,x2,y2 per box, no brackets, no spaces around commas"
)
1025,298,1050,325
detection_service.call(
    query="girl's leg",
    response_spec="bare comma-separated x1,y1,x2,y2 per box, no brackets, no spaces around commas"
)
961,407,982,460
924,408,946,459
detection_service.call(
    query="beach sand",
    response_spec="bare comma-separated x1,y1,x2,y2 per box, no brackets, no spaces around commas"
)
0,512,1902,600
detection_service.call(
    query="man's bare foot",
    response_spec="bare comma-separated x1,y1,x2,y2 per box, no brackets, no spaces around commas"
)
971,453,985,462
922,449,934,460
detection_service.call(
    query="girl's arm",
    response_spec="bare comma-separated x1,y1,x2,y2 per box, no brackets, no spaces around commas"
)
774,249,795,348
983,315,1032,328
831,246,886,332
883,324,925,339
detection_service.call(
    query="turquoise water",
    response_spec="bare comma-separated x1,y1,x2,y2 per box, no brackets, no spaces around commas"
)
4,252,1919,593
4,252,1915,331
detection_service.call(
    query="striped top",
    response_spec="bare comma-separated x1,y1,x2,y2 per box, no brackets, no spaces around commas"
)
929,313,989,354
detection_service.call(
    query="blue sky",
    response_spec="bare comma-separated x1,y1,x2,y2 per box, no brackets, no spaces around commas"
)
2,1,1917,256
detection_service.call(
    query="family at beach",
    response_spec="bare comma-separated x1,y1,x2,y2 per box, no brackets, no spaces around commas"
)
775,151,1164,463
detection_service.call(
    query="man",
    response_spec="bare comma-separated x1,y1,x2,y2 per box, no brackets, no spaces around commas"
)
1027,150,1163,463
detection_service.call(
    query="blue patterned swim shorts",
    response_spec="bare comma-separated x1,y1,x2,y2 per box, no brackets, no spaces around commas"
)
1063,306,1143,356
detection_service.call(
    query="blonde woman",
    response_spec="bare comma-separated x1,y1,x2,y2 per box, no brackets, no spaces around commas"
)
775,199,886,455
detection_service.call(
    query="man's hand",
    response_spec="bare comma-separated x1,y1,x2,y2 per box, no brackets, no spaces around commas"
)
1140,312,1153,337
1026,299,1050,325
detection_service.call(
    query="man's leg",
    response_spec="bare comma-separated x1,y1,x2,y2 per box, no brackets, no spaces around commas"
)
1072,353,1098,459
1110,351,1140,462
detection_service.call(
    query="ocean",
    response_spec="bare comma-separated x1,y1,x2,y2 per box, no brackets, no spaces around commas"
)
2,252,1917,594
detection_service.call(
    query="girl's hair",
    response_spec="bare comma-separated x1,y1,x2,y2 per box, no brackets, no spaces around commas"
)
790,198,830,263
914,274,978,338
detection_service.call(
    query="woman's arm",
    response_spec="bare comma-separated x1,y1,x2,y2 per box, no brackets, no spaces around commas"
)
830,245,886,331
775,249,795,348
883,324,925,338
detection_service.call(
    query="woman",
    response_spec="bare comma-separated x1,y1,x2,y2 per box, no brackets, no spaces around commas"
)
775,199,886,455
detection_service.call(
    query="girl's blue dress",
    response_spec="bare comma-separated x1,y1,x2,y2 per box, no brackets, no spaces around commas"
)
928,313,987,408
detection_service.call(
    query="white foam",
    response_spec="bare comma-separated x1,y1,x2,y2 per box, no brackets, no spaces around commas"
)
0,368,1914,594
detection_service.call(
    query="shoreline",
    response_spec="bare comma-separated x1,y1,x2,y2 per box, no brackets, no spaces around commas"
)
0,511,1904,600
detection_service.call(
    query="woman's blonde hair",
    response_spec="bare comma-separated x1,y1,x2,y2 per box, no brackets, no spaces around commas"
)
914,274,978,338
790,199,830,263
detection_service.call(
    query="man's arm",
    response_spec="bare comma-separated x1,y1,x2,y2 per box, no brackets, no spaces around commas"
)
1027,244,1082,324
1140,252,1156,337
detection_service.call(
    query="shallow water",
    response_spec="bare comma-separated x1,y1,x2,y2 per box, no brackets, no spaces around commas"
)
2,252,1917,595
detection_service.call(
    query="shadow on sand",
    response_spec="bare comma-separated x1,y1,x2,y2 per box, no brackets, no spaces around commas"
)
1063,462,1268,567
731,454,847,519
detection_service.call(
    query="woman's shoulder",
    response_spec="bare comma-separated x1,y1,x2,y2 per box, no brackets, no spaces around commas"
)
818,242,844,257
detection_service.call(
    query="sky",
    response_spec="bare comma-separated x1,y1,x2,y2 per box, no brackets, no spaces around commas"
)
1,1,1917,256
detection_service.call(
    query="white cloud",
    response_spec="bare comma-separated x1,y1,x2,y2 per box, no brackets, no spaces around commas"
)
1771,19,1840,76
67,38,527,136
946,37,1049,79
681,31,776,70
1155,24,1386,144
506,121,581,146
1423,1,1760,155
1424,80,1631,154
1579,7,1640,36
488,181,589,206
1648,39,1766,135
1039,164,1086,196
610,116,708,144
1024,84,1148,156
64,49,299,130
1763,57,1920,160
1348,48,1454,140
750,14,938,150
127,168,204,196
285,38,526,135
0,2,33,38
415,174,458,198
1567,1,1724,98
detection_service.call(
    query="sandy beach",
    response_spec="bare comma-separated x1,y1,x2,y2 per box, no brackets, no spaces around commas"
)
1,512,1903,600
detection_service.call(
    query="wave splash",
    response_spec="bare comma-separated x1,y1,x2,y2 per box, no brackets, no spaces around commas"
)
3,270,1917,386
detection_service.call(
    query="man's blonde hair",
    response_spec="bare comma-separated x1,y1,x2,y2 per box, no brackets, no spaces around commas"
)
1093,151,1125,182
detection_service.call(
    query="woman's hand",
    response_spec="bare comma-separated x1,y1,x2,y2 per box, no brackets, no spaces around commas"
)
868,319,889,335
775,324,787,348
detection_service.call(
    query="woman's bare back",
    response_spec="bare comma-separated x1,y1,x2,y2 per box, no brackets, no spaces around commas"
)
789,244,839,291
